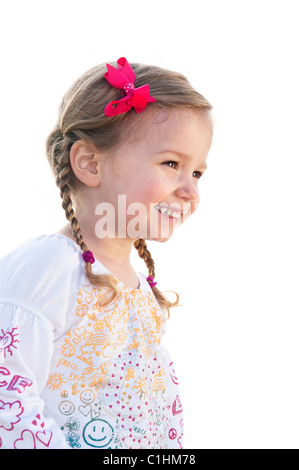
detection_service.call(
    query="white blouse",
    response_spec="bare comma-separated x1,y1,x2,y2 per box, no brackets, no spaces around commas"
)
0,234,183,449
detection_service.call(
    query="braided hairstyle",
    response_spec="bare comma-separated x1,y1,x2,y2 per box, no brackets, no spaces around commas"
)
46,60,212,315
132,238,175,313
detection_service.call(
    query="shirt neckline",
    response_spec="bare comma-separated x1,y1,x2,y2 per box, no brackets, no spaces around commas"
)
52,233,148,293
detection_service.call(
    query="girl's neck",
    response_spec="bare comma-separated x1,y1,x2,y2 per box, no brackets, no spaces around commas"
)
57,224,140,288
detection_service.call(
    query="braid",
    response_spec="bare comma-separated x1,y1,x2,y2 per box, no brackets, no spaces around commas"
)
55,159,87,254
50,132,119,306
133,239,155,278
134,238,180,318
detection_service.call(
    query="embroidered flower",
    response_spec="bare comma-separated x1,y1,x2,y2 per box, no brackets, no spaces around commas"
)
65,417,80,432
65,431,81,448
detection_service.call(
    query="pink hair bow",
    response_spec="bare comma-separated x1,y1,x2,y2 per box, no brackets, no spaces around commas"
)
104,57,156,117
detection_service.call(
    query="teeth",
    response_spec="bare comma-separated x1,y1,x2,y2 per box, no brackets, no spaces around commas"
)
155,205,181,219
167,209,180,219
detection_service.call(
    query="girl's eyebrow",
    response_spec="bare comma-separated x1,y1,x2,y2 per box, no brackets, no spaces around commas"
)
156,149,207,170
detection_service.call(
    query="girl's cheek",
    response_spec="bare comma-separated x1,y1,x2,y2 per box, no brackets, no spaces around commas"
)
135,184,162,203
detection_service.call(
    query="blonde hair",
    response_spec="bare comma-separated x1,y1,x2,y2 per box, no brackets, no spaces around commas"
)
46,60,212,316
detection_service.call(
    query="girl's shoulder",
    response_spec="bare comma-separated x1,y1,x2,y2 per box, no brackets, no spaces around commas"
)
0,234,84,331
0,233,83,278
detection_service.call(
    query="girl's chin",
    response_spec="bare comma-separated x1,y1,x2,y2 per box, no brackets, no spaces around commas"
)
129,213,181,241
146,231,176,243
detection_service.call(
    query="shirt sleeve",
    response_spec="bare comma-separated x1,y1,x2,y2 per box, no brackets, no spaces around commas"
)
0,302,69,449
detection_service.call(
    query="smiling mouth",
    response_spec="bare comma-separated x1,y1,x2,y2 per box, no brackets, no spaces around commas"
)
155,205,181,220
154,204,190,220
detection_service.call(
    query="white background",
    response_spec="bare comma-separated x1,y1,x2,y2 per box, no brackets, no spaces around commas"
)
0,0,298,449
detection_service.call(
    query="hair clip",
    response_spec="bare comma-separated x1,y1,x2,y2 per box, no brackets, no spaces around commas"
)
82,250,95,264
146,275,157,289
104,57,156,117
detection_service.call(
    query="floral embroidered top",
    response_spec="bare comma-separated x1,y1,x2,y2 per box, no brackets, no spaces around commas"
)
0,234,183,449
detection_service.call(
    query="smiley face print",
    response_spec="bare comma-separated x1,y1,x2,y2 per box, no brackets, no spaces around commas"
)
58,400,75,416
83,419,114,448
80,389,95,404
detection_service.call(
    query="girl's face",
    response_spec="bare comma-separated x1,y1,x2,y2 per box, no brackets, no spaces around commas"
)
97,108,213,242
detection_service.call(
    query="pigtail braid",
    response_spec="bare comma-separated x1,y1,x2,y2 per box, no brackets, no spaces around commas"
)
55,162,88,254
48,129,119,306
133,238,180,318
133,238,155,278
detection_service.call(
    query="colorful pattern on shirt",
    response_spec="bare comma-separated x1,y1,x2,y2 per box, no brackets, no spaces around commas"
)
42,282,183,449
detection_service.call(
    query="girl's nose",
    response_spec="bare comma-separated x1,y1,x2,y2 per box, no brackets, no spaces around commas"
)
175,176,199,202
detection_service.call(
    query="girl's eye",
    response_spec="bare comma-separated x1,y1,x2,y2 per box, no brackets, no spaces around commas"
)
163,161,203,179
193,171,203,179
163,161,179,169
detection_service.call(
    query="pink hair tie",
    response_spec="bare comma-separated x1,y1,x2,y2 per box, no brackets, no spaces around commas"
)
82,250,95,264
147,275,157,289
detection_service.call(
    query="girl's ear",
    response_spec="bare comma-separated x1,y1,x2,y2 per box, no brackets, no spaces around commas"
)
69,140,102,187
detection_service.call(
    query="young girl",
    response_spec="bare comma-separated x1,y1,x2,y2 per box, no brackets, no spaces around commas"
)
0,57,213,449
